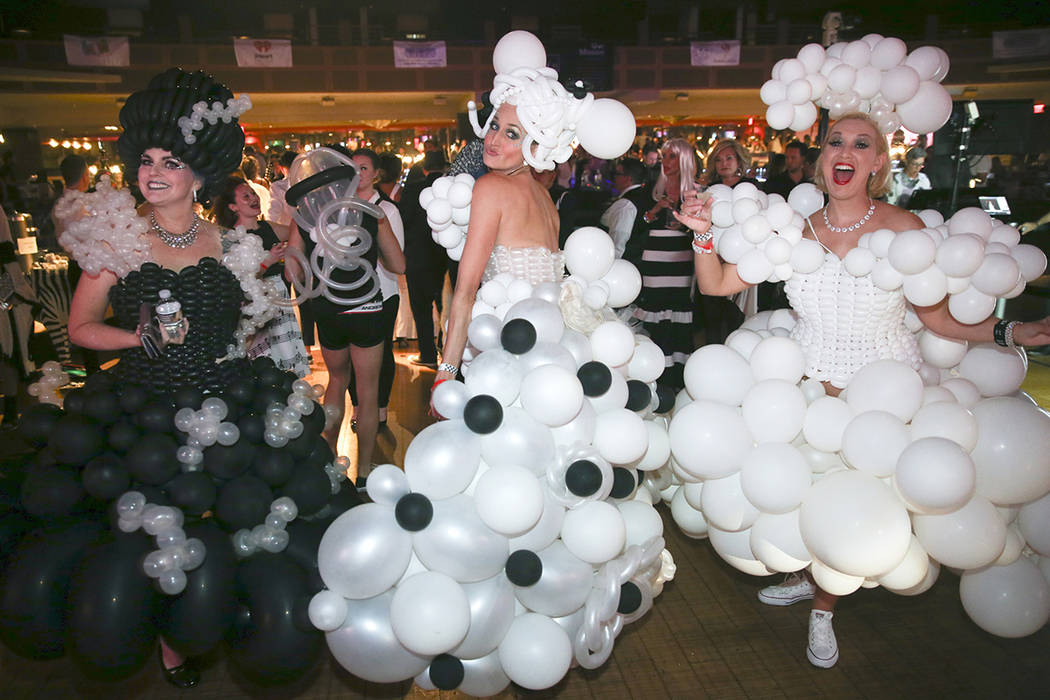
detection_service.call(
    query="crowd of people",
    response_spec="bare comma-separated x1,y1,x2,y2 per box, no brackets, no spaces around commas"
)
1,26,1049,694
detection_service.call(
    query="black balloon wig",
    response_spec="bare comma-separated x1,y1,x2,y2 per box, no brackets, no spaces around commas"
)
117,68,246,198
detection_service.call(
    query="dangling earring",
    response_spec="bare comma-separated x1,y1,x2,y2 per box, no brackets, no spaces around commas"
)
192,188,198,203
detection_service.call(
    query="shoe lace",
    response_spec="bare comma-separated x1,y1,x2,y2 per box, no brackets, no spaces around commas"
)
781,572,806,588
810,612,834,647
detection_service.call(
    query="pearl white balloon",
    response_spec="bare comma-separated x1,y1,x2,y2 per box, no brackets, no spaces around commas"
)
960,558,1050,638
1018,492,1050,557
390,571,470,655
589,321,635,368
840,410,910,477
740,443,811,514
682,343,754,405
498,613,572,690
365,464,411,506
618,499,665,548
564,226,615,281
560,500,625,564
737,248,775,285
603,259,643,307
309,590,349,631
405,421,482,499
492,30,546,74
413,494,509,582
701,472,760,532
957,343,1027,397
741,379,807,444
325,590,430,683
749,336,806,384
876,536,930,592
670,486,708,538
912,495,1007,569
318,503,413,599
845,359,924,422
627,340,665,384
509,489,566,552
708,526,772,577
971,253,1021,297
669,400,753,480
905,46,943,81
464,348,523,405
790,238,826,273
505,298,564,343
1012,243,1047,282
970,397,1050,505
902,266,948,306
519,364,583,427
474,465,544,536
796,43,826,72
800,470,912,577
948,285,997,324
909,400,978,451
802,396,854,453
750,509,810,572
760,79,788,105
870,36,907,69
766,100,795,130
512,541,592,617
918,329,968,368
853,65,882,99
468,313,503,351
842,246,876,277
887,229,937,274
896,81,953,134
894,437,976,514
809,558,864,597
594,408,648,465
879,65,920,104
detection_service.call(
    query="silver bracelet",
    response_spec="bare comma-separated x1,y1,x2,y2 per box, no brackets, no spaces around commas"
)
693,230,713,243
437,362,459,375
1005,320,1020,348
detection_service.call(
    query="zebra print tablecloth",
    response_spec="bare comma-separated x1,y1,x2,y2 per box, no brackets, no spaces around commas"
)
31,257,72,363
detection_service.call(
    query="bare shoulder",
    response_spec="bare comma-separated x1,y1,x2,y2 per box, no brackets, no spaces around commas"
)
473,172,514,196
878,201,925,232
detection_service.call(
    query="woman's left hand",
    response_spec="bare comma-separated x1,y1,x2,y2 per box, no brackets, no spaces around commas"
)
673,197,714,234
1014,318,1050,347
263,241,288,268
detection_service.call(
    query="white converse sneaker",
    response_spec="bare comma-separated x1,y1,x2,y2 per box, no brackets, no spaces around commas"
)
757,572,816,606
807,610,839,668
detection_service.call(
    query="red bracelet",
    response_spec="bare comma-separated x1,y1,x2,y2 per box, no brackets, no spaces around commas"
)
260,262,269,270
431,377,449,392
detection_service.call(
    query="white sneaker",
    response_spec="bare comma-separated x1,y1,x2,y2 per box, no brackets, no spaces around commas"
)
757,573,816,606
807,610,839,668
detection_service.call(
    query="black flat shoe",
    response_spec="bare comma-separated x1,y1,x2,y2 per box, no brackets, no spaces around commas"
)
159,649,200,689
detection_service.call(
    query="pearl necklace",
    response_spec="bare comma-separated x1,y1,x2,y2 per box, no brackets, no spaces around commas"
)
823,200,875,233
150,211,201,249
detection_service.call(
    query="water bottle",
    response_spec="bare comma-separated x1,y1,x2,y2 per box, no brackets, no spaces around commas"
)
155,289,183,334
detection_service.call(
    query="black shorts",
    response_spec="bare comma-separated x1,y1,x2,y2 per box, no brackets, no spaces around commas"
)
310,296,385,349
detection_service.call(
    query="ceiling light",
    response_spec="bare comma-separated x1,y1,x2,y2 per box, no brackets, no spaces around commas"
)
104,125,119,131
675,93,689,102
321,96,335,107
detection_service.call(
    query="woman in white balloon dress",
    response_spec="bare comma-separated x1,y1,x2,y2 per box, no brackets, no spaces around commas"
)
676,112,1050,668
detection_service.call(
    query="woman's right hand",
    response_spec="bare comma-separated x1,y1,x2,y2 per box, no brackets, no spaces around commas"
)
673,197,714,234
428,371,456,419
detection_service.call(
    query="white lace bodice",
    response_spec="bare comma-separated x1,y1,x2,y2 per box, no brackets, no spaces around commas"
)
483,244,565,285
784,251,921,388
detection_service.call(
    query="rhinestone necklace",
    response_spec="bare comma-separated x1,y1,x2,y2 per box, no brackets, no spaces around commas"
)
150,211,201,249
822,200,875,234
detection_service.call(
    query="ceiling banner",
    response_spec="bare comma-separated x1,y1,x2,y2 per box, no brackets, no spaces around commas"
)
63,35,129,67
394,41,447,68
235,38,294,68
690,40,741,67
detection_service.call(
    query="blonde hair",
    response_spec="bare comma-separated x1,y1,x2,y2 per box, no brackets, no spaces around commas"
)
705,139,751,183
813,112,892,198
653,138,699,200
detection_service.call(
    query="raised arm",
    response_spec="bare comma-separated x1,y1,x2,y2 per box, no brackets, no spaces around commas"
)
673,201,752,296
436,176,503,380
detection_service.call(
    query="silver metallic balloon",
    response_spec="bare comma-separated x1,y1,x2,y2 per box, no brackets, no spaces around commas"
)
325,590,430,683
412,494,509,583
317,503,412,599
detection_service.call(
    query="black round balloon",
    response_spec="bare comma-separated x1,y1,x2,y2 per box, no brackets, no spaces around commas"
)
135,400,176,433
83,390,121,426
210,392,242,423
251,355,278,373
225,376,256,408
565,459,603,497
63,388,87,415
577,361,612,396
304,436,334,470
165,471,217,515
429,654,465,691
160,521,237,657
215,475,273,531
300,402,325,437
237,411,265,445
395,492,433,531
125,433,180,485
253,386,288,414
131,483,170,506
610,467,636,499
505,549,542,587
21,464,85,518
82,371,115,396
202,440,255,480
279,462,331,517
655,385,676,414
625,380,652,412
16,403,64,447
67,531,161,680
107,419,141,453
285,431,319,460
463,394,503,434
82,453,130,500
253,445,295,486
228,552,322,686
256,365,285,388
117,384,149,415
617,581,642,614
501,318,537,354
53,414,105,465
0,519,105,658
172,385,204,410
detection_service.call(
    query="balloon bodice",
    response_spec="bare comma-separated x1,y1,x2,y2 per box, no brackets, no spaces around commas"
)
483,245,565,286
109,259,249,393
784,251,921,388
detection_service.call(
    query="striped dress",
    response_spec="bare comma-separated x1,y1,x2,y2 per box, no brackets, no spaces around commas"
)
632,210,695,390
